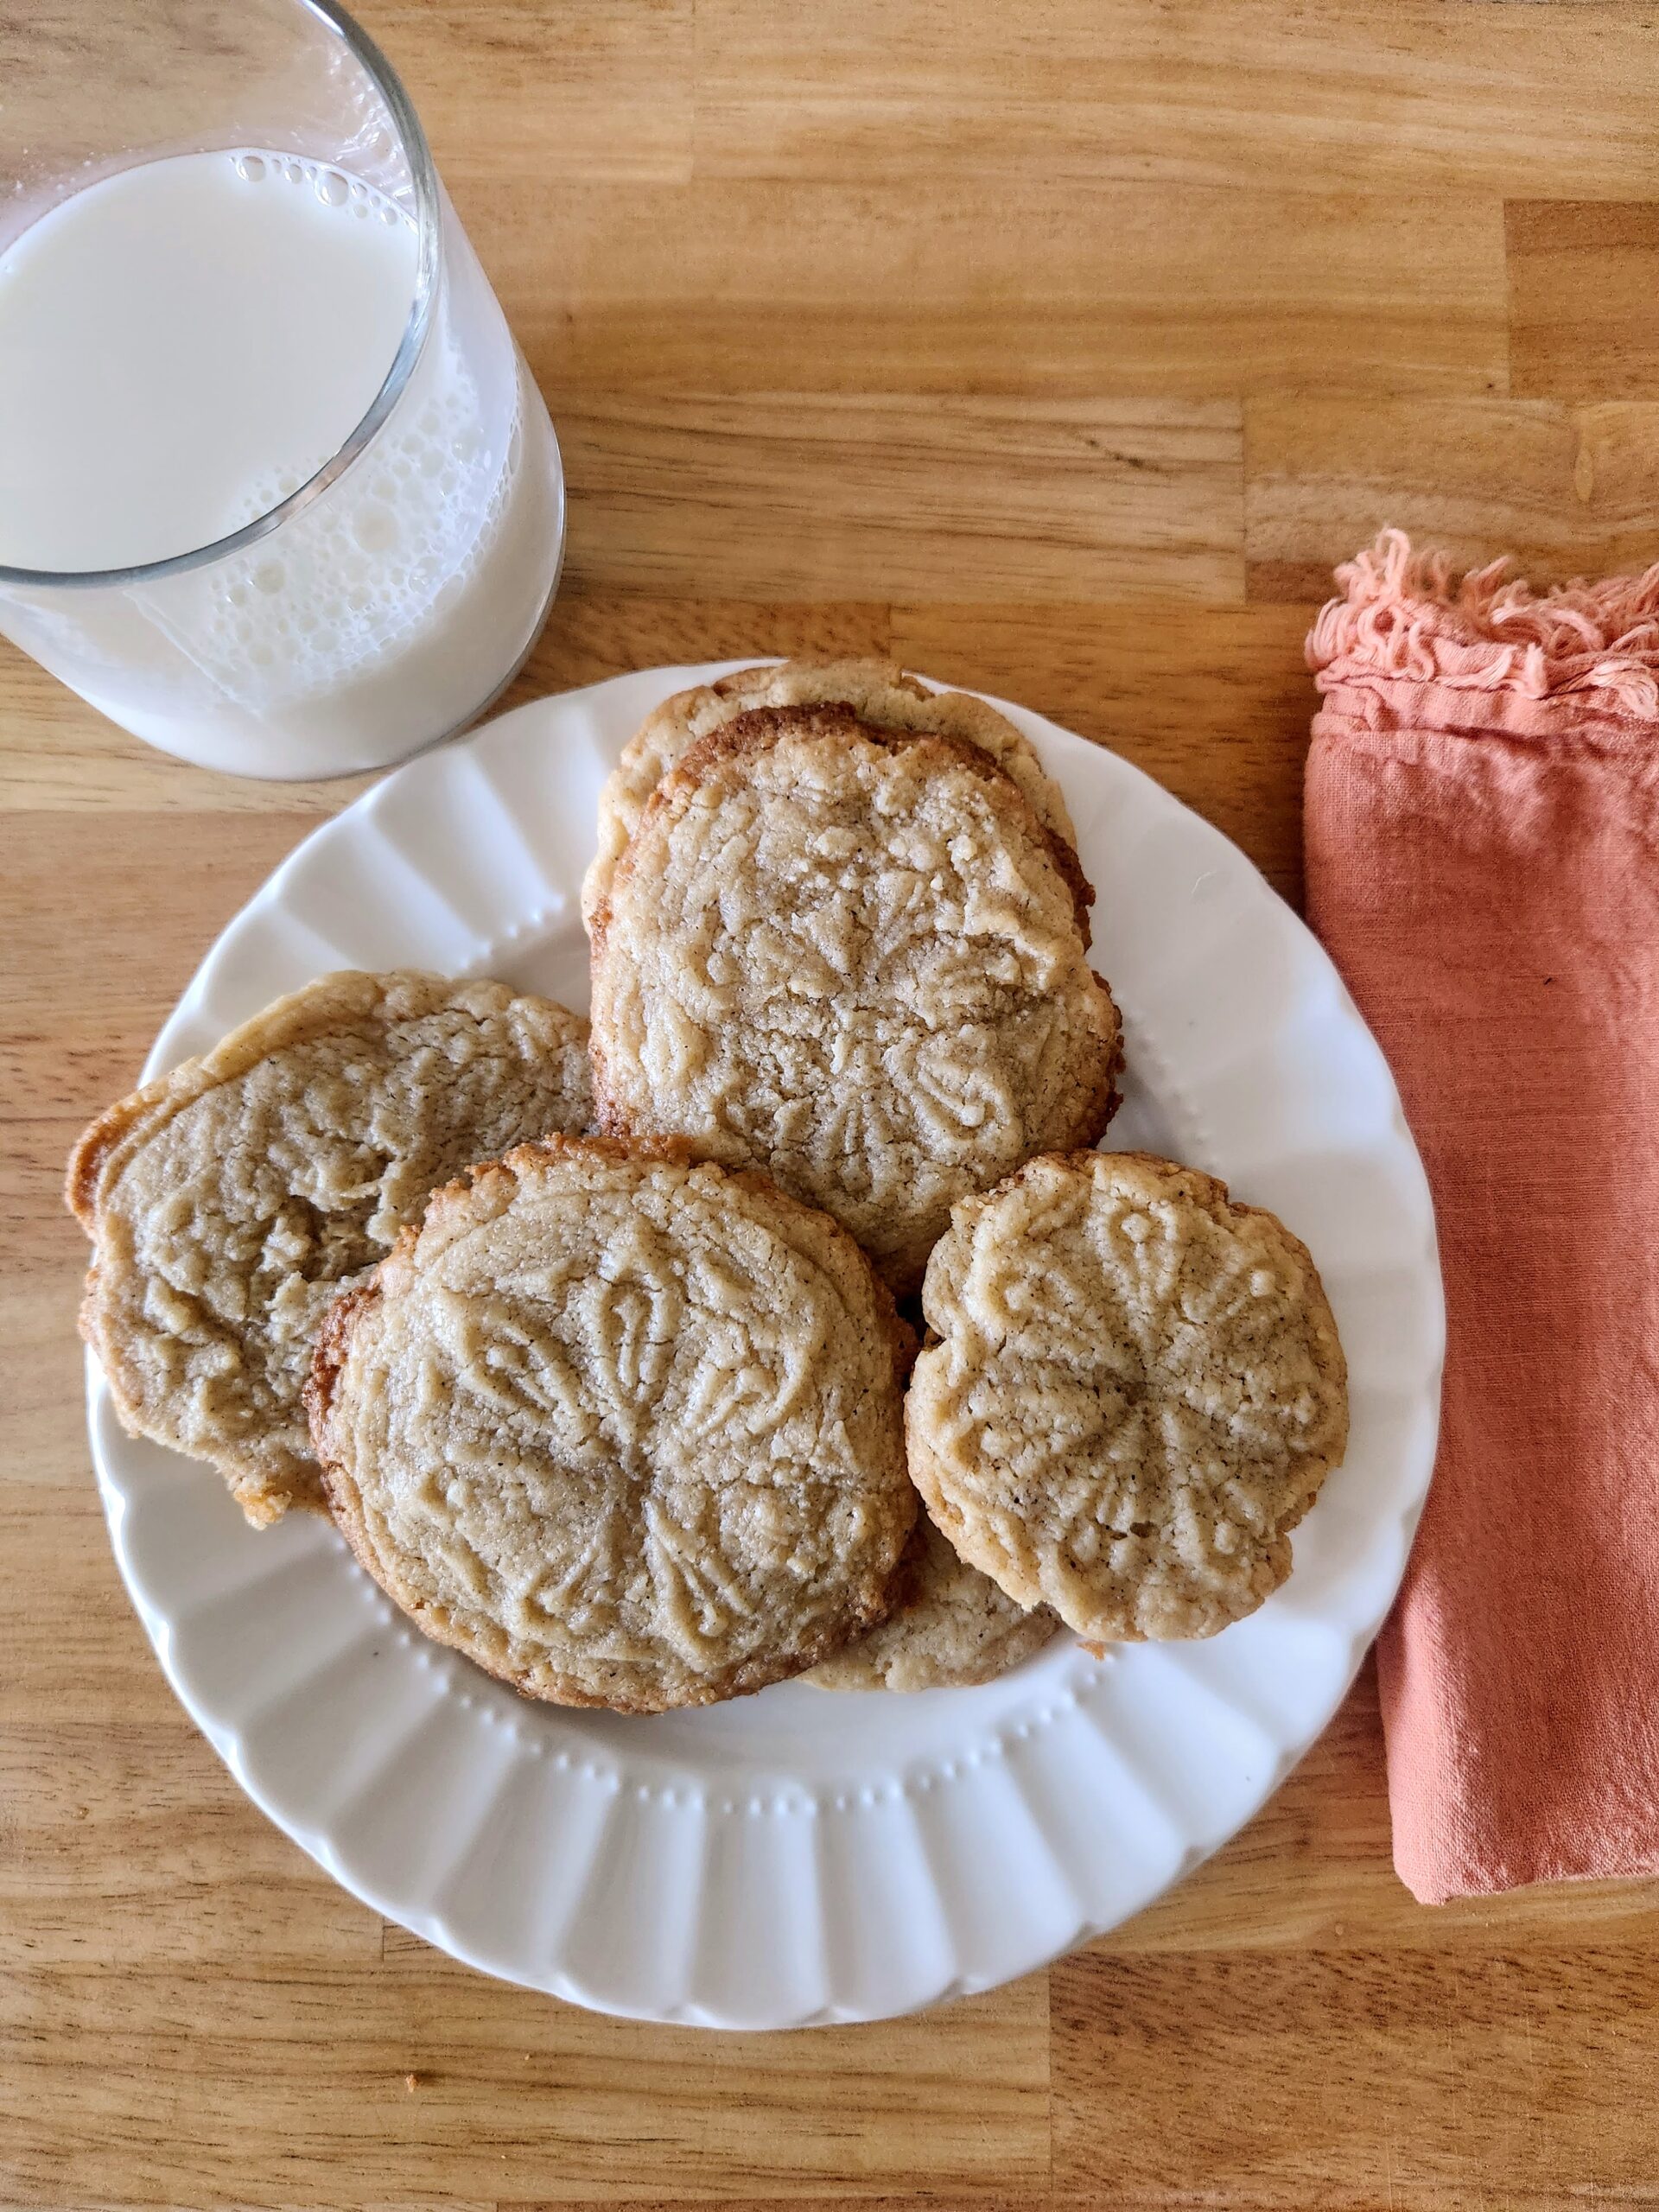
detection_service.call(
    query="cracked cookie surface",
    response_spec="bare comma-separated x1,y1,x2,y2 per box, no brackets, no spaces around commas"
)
308,1137,916,1712
805,1515,1060,1692
907,1152,1349,1642
589,704,1121,1293
68,970,593,1528
582,657,1081,931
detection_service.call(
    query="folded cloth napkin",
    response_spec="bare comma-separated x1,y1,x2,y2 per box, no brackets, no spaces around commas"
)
1303,531,1659,1904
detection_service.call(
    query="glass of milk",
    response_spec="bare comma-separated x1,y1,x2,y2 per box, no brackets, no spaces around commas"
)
0,0,564,779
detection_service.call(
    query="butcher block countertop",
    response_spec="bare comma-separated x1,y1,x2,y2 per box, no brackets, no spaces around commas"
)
5,2,1659,2205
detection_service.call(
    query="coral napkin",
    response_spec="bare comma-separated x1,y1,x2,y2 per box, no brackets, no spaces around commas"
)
1303,531,1659,1904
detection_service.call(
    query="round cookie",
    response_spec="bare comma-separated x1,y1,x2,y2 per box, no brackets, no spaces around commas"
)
307,1137,917,1713
805,1516,1060,1692
581,657,1081,931
589,702,1122,1294
907,1152,1349,1643
68,971,594,1529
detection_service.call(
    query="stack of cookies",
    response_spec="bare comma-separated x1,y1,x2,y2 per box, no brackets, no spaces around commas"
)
68,972,596,1528
583,662,1122,1294
68,659,1349,1714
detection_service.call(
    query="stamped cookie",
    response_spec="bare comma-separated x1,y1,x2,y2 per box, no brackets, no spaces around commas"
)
68,971,594,1529
805,1516,1060,1693
580,658,1081,931
589,703,1122,1293
308,1137,917,1713
907,1152,1349,1643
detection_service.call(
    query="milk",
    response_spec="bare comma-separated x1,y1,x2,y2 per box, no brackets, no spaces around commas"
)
0,150,563,777
0,152,421,572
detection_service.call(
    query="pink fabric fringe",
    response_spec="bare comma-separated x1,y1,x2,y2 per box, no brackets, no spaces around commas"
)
1308,527,1659,740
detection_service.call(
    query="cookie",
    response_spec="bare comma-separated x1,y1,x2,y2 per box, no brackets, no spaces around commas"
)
68,971,594,1529
589,703,1122,1293
307,1136,917,1713
906,1152,1349,1642
581,658,1081,931
805,1515,1060,1692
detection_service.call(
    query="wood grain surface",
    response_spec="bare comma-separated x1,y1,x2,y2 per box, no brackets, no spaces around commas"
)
4,3,1659,2206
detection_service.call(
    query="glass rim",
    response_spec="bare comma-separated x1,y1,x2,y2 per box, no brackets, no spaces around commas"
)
0,0,441,594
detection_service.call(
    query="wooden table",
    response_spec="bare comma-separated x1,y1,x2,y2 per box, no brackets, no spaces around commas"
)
7,2,1659,2203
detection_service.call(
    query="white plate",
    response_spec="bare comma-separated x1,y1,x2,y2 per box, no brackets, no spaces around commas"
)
87,666,1442,2029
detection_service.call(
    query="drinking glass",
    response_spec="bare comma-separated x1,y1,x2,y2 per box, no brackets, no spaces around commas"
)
0,0,564,778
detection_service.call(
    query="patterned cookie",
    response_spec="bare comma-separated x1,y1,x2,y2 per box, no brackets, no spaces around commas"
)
907,1152,1349,1643
589,703,1122,1293
308,1137,917,1713
580,657,1081,931
67,971,594,1529
805,1515,1060,1692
